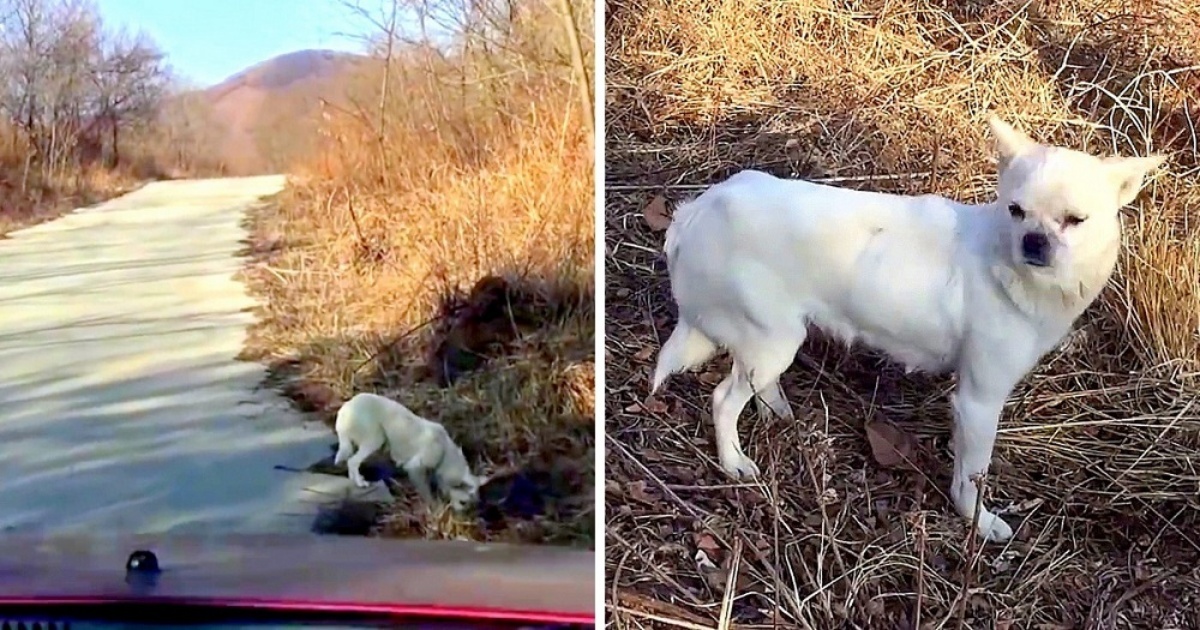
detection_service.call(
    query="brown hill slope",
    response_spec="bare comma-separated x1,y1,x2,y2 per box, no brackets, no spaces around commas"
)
203,49,373,174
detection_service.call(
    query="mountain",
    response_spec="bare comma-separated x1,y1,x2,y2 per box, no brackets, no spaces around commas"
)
202,49,374,174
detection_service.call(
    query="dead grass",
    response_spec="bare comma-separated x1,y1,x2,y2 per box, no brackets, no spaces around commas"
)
0,143,143,237
605,0,1200,627
240,2,594,547
0,120,200,237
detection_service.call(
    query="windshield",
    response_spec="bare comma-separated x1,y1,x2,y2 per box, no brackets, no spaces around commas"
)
5,615,587,630
13,622,586,630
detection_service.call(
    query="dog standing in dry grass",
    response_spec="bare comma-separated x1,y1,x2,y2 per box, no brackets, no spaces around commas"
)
334,392,485,511
652,115,1165,542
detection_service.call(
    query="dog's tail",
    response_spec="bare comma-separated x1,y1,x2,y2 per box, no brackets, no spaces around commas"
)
655,193,719,394
652,319,718,393
662,195,703,268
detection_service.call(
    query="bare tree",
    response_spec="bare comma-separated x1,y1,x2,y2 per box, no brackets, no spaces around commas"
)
89,27,168,166
555,0,590,133
338,0,405,182
152,86,227,175
0,0,171,182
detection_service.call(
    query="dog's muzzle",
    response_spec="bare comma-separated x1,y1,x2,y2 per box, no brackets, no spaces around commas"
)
1021,232,1051,267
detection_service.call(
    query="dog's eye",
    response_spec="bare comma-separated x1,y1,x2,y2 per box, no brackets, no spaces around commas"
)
1008,203,1025,219
1062,215,1086,227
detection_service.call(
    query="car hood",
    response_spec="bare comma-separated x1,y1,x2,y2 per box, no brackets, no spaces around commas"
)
0,533,594,622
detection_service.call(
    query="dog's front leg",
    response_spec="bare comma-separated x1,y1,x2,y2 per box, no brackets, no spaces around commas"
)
949,370,1016,542
754,378,794,420
403,461,437,505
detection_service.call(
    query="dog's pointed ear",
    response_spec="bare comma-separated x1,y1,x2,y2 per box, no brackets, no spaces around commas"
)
988,115,1036,172
1104,154,1167,207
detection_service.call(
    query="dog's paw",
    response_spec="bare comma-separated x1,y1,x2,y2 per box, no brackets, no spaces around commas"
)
769,400,794,421
351,476,370,488
719,449,760,480
755,397,793,421
974,511,1014,543
1057,328,1088,355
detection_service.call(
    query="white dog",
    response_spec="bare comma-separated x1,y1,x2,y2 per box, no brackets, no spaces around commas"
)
333,392,485,510
652,115,1165,542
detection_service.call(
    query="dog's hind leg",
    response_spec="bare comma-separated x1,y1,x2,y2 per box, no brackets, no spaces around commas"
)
333,433,354,466
713,333,805,479
652,320,719,393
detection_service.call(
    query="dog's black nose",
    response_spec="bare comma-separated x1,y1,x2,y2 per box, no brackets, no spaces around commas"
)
1021,232,1050,267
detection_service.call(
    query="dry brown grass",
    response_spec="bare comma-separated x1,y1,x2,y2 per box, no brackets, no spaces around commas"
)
0,130,145,236
606,0,1200,627
240,2,595,547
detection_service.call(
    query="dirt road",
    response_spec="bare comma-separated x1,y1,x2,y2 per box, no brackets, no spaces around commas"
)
0,176,365,534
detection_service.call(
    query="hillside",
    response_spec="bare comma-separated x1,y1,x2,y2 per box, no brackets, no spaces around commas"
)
202,49,374,174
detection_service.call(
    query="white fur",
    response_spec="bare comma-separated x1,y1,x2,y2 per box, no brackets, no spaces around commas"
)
333,392,485,510
652,115,1165,542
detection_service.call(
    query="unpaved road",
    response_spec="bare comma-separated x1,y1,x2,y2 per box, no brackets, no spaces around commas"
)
0,176,366,535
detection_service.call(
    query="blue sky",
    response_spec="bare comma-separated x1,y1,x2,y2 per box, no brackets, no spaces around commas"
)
96,0,372,87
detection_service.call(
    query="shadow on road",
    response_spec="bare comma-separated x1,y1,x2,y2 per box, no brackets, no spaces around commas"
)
0,176,355,535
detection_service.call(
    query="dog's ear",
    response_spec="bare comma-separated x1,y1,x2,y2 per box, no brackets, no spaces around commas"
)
988,114,1036,172
1103,154,1168,207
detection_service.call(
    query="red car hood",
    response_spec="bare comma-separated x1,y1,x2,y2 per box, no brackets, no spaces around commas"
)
0,533,594,623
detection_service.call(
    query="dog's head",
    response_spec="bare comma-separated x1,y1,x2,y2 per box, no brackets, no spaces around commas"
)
443,471,487,512
436,443,489,511
987,115,1166,281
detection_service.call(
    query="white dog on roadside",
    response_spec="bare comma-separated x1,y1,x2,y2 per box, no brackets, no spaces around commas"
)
651,115,1165,542
333,392,485,510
